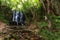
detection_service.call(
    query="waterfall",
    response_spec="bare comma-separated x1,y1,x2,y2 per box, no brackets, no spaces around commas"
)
15,11,19,25
20,12,24,25
12,10,25,25
12,10,19,25
12,10,16,22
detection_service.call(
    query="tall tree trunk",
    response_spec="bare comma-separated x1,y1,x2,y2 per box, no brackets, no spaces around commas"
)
46,0,51,28
40,0,52,28
30,8,36,22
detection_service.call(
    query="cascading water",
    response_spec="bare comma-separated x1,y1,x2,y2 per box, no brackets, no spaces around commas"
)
15,11,19,25
19,12,24,25
12,10,16,22
11,10,25,26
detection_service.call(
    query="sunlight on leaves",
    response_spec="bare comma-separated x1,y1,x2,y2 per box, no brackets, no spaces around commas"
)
1,0,41,11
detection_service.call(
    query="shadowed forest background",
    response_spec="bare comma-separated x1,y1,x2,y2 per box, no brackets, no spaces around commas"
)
0,0,60,40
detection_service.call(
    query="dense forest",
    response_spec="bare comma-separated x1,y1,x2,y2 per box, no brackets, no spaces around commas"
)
0,0,60,40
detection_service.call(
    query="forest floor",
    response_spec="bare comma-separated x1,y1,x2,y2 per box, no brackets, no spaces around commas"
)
0,21,60,40
0,22,9,40
0,22,43,40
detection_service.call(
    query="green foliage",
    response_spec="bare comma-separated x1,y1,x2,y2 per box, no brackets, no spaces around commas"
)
37,14,60,40
38,21,48,29
1,0,41,11
0,0,60,40
39,29,60,40
0,5,12,23
49,15,60,29
38,22,60,40
0,0,42,23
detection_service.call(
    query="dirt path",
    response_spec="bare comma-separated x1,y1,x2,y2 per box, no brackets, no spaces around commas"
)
0,22,12,40
0,22,43,40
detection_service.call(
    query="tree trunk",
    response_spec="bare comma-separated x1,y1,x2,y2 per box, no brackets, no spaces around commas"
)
46,0,51,28
40,0,52,28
